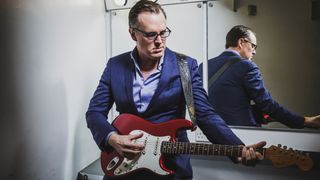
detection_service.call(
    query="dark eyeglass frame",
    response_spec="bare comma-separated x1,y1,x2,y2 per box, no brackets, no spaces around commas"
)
244,39,258,50
132,27,171,41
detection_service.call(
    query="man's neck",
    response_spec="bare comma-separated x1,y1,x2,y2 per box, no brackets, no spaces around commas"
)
138,57,159,71
227,47,240,53
137,56,160,80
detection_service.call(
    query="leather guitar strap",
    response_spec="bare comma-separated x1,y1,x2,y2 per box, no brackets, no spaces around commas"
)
176,52,197,127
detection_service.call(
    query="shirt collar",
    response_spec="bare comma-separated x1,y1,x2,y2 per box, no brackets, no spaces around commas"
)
224,49,240,56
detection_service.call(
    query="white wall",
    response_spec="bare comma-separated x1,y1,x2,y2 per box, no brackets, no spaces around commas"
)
0,0,106,179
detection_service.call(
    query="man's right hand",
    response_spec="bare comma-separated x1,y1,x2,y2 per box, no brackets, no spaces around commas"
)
108,133,145,160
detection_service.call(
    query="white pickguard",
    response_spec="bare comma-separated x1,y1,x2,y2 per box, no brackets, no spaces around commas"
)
110,130,171,176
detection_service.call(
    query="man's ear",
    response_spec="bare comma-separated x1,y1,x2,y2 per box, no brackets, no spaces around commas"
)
237,38,244,49
129,28,137,41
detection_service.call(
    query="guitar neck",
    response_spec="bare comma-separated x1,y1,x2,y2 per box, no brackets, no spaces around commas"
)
161,141,264,157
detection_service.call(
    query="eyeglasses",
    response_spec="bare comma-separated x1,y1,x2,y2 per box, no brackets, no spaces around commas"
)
132,27,171,41
244,39,258,50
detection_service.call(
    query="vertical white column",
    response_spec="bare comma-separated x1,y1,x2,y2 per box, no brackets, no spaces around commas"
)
202,2,208,92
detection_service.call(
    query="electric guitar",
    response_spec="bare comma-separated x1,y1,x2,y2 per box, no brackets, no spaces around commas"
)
101,114,314,177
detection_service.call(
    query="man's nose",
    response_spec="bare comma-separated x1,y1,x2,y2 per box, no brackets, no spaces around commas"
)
154,35,163,43
252,49,256,55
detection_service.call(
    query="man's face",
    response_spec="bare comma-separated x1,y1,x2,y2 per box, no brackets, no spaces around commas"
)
130,12,167,61
240,31,257,60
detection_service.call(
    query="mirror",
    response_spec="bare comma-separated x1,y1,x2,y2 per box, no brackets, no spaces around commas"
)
206,0,320,131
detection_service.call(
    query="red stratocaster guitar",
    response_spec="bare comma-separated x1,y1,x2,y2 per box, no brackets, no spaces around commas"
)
101,114,314,177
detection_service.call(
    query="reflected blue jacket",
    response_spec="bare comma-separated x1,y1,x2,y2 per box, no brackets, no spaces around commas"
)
199,51,304,127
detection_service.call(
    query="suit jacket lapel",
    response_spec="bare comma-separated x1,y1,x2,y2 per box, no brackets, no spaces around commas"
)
124,55,139,114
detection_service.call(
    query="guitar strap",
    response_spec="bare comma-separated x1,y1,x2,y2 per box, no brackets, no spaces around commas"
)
208,58,241,89
176,52,197,127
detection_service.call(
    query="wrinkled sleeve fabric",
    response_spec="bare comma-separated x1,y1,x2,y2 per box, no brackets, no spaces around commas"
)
86,59,116,151
243,61,304,128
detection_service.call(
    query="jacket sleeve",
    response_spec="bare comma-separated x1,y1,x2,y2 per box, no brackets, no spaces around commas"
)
189,58,243,145
86,59,116,151
243,61,304,128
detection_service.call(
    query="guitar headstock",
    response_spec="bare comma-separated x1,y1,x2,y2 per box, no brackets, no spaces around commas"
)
265,144,313,171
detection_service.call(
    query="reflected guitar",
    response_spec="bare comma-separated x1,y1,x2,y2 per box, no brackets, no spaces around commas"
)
101,114,314,177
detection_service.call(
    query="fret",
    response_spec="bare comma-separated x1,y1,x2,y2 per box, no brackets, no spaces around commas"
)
201,144,204,155
195,144,198,155
231,145,233,156
214,146,218,156
210,144,213,155
184,142,188,154
161,142,165,153
179,142,183,154
227,145,231,156
192,144,195,155
196,144,200,155
205,144,209,156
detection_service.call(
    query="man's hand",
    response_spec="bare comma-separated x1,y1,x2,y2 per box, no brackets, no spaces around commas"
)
238,141,266,166
305,115,320,128
108,133,144,160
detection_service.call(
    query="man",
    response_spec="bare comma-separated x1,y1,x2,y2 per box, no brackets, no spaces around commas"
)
86,2,265,180
199,25,320,128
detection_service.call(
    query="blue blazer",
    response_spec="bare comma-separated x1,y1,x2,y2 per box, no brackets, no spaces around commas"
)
199,51,304,128
86,48,242,179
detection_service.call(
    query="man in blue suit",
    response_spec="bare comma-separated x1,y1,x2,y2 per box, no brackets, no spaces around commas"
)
86,2,265,180
199,25,320,128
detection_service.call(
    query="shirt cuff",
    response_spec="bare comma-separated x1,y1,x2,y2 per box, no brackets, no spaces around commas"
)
105,131,117,147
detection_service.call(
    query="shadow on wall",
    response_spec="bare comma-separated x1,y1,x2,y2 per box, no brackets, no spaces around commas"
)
0,9,23,179
0,9,69,179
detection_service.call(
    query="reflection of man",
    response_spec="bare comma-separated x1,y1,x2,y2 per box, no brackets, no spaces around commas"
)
86,2,265,180
200,25,320,128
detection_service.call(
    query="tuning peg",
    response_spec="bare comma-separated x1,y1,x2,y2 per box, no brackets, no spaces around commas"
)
283,146,287,149
289,148,293,151
278,144,282,148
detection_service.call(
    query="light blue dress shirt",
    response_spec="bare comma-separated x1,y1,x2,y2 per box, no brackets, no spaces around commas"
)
131,53,164,113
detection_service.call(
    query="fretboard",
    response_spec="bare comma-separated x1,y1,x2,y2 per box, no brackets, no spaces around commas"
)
161,141,243,157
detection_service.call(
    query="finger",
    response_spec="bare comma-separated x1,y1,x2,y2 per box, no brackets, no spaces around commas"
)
127,133,145,149
246,148,251,161
245,149,256,167
123,148,142,155
242,146,247,159
122,149,142,160
256,152,264,160
251,141,267,149
249,147,256,159
129,133,144,140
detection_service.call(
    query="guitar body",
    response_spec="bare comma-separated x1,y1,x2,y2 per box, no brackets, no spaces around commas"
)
100,113,194,178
